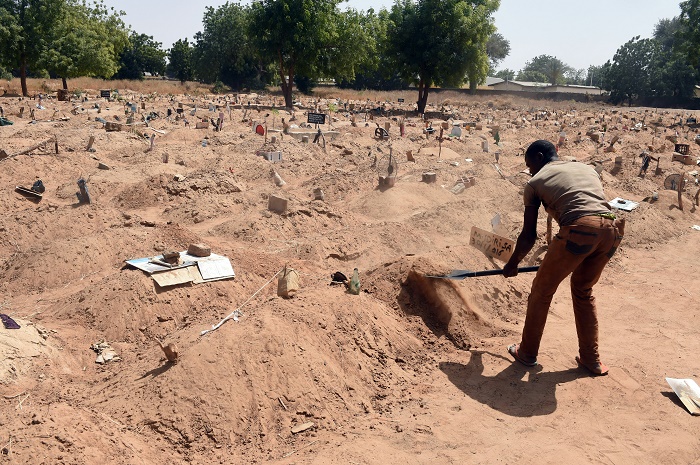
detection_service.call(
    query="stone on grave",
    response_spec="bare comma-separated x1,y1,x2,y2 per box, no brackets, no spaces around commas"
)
86,136,95,151
97,162,110,170
257,151,282,162
301,135,309,143
482,140,489,153
187,243,211,257
378,175,396,188
313,188,325,201
272,171,286,186
450,183,466,195
450,126,462,138
441,121,449,130
422,172,437,183
384,122,391,133
268,195,288,213
277,267,300,298
195,121,209,129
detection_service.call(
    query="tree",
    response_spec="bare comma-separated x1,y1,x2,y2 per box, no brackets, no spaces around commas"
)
167,38,194,83
654,17,681,53
518,54,571,85
0,0,64,96
192,2,265,89
486,32,510,74
676,0,700,78
114,32,166,79
387,0,499,113
250,0,365,107
564,68,586,86
40,0,128,89
585,65,604,87
516,69,547,83
606,36,658,105
336,8,408,91
494,68,515,80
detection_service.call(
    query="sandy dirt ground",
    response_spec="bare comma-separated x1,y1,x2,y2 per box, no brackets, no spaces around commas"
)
1,88,699,465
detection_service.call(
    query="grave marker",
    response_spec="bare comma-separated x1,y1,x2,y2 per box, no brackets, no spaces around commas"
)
469,226,514,262
307,112,326,125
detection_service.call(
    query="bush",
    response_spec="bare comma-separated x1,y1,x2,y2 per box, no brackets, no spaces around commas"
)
211,81,230,94
294,75,316,95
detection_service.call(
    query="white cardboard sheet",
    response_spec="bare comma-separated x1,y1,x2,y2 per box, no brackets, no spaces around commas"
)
666,377,700,415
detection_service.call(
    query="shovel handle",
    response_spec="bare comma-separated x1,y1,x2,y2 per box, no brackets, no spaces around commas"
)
445,266,540,279
469,266,539,277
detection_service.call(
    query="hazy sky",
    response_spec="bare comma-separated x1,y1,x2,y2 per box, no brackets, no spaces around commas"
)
104,0,682,73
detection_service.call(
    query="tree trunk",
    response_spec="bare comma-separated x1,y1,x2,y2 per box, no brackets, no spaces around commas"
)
62,77,68,90
417,78,430,115
20,56,28,97
278,51,293,108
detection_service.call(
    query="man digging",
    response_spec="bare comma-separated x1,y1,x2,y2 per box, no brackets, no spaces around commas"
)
503,140,625,376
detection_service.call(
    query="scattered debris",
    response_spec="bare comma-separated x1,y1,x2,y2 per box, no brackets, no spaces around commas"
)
608,197,638,211
291,422,315,434
91,341,121,364
0,314,20,329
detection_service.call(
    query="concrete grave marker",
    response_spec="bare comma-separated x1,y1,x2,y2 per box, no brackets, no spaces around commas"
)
268,195,288,213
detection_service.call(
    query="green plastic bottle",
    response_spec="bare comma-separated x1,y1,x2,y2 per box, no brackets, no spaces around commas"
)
349,268,360,295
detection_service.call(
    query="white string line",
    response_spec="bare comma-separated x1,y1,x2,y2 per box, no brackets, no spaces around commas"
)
200,268,284,336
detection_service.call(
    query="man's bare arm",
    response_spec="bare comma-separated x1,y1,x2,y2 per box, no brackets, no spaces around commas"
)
503,206,539,277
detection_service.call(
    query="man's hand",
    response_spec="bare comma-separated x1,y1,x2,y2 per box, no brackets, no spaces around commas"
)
503,261,520,278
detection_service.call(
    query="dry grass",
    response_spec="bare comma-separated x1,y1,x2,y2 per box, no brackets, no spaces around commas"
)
1,77,212,96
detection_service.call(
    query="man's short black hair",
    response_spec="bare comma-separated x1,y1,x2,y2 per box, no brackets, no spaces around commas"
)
525,139,558,163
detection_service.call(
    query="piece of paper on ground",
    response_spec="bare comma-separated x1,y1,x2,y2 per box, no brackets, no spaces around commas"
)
666,377,700,415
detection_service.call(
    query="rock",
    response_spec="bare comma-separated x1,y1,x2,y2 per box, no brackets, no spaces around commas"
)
97,162,110,170
268,195,288,213
291,422,314,434
187,243,211,257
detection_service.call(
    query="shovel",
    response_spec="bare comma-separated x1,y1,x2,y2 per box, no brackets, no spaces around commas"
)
427,266,539,280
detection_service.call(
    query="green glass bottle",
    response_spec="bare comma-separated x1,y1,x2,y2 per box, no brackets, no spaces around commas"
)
349,268,360,295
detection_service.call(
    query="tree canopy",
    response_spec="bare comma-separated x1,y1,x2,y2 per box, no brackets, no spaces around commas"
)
40,0,128,89
0,0,64,95
517,55,571,85
167,38,194,84
387,0,499,113
249,0,366,107
114,32,166,80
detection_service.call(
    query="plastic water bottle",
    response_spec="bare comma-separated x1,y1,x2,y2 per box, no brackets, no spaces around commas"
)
349,268,360,295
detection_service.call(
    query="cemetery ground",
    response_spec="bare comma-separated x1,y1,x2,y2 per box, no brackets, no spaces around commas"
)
1,79,699,464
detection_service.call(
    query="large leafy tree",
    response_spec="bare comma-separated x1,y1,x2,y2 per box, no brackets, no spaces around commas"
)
40,0,128,89
336,8,408,91
192,2,264,89
167,38,194,83
486,31,510,74
114,32,166,79
652,17,696,98
676,0,700,79
517,54,571,85
387,0,499,113
606,36,658,105
0,0,64,96
249,0,368,107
